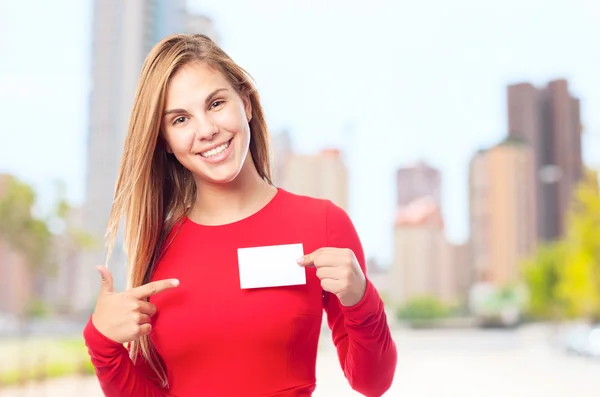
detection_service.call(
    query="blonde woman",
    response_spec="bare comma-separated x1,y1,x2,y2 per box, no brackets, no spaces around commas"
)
83,34,397,397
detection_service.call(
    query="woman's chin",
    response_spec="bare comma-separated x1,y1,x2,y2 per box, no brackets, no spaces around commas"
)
182,152,249,187
196,168,243,186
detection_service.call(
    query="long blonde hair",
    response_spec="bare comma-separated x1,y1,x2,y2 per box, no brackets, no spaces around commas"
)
105,34,273,387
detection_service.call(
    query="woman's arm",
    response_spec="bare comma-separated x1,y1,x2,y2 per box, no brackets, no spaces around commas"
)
83,318,171,397
322,201,397,396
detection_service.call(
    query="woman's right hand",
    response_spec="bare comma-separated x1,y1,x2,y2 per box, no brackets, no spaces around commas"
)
91,265,180,344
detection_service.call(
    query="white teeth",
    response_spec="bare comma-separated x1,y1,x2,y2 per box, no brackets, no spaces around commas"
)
200,141,229,158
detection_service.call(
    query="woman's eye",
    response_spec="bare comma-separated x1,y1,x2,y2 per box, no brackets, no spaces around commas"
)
173,116,187,125
210,100,224,110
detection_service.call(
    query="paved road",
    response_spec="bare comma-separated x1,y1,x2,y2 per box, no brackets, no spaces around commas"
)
2,324,600,396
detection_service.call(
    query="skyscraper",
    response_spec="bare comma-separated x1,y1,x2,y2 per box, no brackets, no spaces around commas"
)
391,196,446,304
279,149,349,211
469,139,536,286
0,174,32,316
442,241,471,304
79,1,215,312
507,79,582,241
271,130,293,185
396,161,441,207
391,161,461,305
84,0,186,242
185,13,220,42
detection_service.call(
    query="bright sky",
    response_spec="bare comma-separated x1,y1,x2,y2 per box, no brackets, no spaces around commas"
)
0,0,599,265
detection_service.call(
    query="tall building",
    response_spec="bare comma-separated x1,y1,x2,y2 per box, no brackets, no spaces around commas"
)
85,0,186,234
396,161,441,207
391,161,467,306
185,13,220,42
81,1,215,312
151,0,186,45
279,149,349,211
0,242,30,316
390,196,447,304
41,206,86,314
469,139,536,286
440,241,471,305
507,79,582,241
0,174,32,316
271,130,293,185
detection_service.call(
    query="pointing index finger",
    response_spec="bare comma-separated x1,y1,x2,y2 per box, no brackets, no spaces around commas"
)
129,279,180,299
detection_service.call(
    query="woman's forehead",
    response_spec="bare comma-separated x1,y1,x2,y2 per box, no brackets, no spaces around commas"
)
166,64,230,100
170,62,227,87
162,66,239,117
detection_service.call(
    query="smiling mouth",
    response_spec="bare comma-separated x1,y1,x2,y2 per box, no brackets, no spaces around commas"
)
198,138,233,158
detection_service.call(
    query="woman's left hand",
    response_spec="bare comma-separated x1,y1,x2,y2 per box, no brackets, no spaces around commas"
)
297,248,367,307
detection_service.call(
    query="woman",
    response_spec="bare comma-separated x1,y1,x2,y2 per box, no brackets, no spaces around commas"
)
83,33,397,397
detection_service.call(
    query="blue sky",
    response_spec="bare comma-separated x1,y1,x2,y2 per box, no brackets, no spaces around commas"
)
0,0,599,265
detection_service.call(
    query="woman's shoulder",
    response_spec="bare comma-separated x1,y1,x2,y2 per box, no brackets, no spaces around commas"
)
275,188,359,246
275,188,350,222
276,188,330,212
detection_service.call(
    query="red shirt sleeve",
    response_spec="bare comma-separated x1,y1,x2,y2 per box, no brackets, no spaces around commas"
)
322,201,397,396
83,317,171,396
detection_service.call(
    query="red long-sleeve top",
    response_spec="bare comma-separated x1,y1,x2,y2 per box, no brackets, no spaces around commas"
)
83,188,397,396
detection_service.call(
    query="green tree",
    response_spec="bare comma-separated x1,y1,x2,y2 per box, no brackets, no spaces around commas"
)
522,242,565,320
0,176,52,321
557,169,600,321
523,169,600,321
0,176,52,273
0,176,96,318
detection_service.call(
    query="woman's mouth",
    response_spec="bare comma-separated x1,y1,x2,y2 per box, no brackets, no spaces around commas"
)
199,139,232,158
197,138,234,164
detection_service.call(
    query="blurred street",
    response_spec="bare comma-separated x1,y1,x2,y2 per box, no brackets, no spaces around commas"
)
2,324,600,397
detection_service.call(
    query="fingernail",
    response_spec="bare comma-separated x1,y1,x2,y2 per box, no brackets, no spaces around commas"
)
296,257,304,265
171,279,180,286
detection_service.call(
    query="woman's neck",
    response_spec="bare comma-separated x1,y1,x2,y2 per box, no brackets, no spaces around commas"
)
188,159,277,226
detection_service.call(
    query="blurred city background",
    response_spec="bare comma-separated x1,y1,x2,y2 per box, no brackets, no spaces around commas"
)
1,0,600,396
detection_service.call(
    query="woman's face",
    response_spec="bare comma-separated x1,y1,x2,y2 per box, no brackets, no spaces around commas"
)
161,62,253,186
